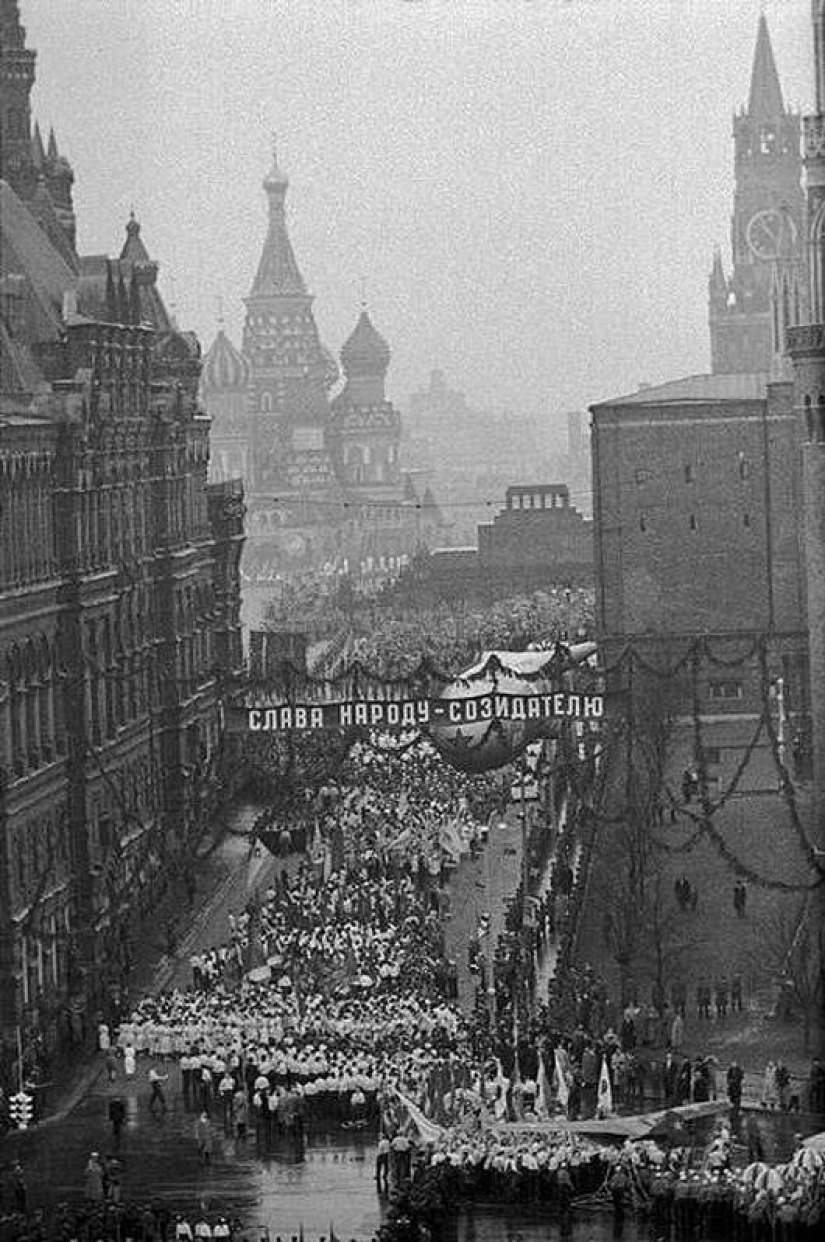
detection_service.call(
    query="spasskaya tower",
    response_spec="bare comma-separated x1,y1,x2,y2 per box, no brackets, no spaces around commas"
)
709,14,804,374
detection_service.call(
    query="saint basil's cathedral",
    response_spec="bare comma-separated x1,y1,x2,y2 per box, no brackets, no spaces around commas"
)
201,145,442,601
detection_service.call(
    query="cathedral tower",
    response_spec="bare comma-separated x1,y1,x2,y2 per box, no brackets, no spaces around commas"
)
0,3,77,265
330,308,402,496
710,15,804,374
241,141,338,496
788,1,825,834
0,0,36,198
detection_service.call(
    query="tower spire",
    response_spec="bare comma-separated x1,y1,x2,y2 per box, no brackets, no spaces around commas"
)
747,13,785,121
249,140,306,299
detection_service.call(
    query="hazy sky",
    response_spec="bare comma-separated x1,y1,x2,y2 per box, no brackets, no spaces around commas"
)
23,0,811,422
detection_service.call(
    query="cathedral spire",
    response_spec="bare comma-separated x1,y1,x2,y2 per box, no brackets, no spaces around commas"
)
0,0,37,193
747,13,785,121
248,140,307,300
31,120,45,170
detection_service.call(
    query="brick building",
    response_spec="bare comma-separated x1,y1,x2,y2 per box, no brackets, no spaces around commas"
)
590,370,807,789
787,1,825,836
709,15,805,376
0,1,244,1052
590,15,812,849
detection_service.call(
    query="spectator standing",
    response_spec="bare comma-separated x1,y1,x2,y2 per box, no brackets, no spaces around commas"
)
148,1067,169,1116
727,1060,744,1112
375,1136,391,1192
108,1097,126,1149
195,1112,213,1165
11,1162,27,1213
233,1089,249,1141
83,1152,105,1204
775,1060,791,1111
731,976,743,1013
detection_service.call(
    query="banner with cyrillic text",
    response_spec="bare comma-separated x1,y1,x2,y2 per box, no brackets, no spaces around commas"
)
229,691,605,734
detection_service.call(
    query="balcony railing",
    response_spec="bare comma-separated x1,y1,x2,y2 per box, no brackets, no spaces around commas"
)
803,114,825,160
787,323,825,354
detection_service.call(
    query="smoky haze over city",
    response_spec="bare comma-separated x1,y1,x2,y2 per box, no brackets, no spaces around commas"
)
23,0,810,422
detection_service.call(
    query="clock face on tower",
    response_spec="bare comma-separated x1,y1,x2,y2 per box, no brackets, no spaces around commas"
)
746,208,797,261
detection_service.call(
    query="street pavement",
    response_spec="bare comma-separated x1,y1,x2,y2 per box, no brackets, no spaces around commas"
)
443,819,524,1014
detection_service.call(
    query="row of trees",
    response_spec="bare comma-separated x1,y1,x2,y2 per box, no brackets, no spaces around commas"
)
585,641,823,1050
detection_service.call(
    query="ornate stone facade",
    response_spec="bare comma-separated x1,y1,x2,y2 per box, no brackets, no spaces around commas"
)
0,3,244,1050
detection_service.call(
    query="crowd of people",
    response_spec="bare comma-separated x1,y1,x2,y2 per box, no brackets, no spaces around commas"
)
406,1124,825,1238
346,588,593,682
6,577,822,1241
114,738,514,1153
0,1197,374,1242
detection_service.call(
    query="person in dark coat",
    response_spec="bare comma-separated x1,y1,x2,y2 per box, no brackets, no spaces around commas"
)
663,1053,679,1107
108,1097,126,1148
727,1061,744,1112
746,1114,765,1162
83,1152,105,1204
11,1163,27,1213
675,1059,692,1105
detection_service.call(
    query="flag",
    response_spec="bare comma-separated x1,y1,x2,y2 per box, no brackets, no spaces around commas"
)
597,1057,613,1117
492,1058,510,1121
393,1087,444,1145
536,1052,552,1119
554,1047,570,1116
439,818,463,862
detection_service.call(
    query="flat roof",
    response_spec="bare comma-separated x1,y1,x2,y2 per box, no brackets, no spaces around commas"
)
590,372,770,410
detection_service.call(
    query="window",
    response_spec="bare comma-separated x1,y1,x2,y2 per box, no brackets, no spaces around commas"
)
704,747,722,766
689,514,697,531
639,513,647,532
684,465,695,483
738,456,750,480
709,680,743,700
634,467,651,485
743,513,751,528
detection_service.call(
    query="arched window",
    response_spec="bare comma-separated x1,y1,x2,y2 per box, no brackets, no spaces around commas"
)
260,391,273,413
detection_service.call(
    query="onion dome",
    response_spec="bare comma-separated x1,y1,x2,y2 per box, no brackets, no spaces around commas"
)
340,309,390,378
263,137,289,194
201,328,249,391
